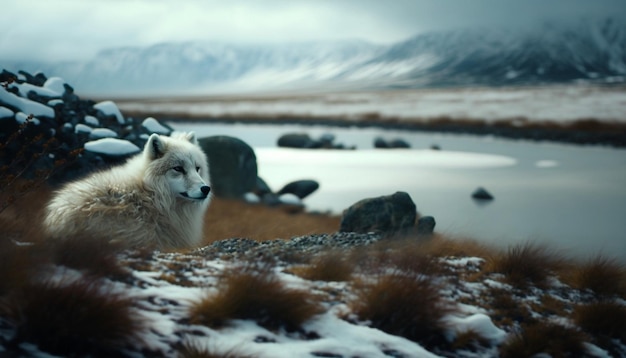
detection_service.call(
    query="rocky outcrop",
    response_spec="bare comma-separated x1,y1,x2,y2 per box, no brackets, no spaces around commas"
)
0,69,174,184
472,187,494,200
197,135,258,199
278,132,354,149
340,191,417,234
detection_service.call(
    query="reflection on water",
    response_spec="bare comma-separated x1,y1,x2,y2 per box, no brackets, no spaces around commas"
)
171,122,626,261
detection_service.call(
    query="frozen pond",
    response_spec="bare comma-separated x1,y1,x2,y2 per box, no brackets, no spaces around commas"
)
171,122,626,261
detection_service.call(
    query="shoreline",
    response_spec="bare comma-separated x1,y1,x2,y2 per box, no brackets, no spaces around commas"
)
122,110,626,147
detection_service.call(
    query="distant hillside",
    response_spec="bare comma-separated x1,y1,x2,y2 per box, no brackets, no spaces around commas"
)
3,17,625,95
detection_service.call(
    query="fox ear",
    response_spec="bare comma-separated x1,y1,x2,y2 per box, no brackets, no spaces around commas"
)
146,134,166,160
184,132,198,145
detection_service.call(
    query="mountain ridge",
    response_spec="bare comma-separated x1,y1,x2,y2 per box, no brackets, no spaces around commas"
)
3,17,625,95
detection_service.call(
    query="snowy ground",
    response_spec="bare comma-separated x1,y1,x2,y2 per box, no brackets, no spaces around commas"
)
3,235,622,358
115,85,626,123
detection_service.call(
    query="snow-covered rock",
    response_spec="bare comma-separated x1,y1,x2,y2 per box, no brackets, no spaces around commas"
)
94,100,125,124
0,106,13,119
142,117,171,135
0,88,55,117
84,138,140,156
74,123,93,134
89,127,118,139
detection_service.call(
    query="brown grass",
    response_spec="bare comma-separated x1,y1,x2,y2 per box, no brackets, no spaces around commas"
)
290,251,354,282
499,322,588,358
485,242,564,287
350,273,456,348
568,255,625,297
0,278,144,356
178,340,256,358
189,262,323,331
574,302,626,341
201,197,341,244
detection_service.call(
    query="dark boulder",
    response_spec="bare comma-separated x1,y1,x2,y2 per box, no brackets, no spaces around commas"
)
277,180,319,199
472,187,494,200
389,138,411,148
417,216,436,236
374,137,411,149
340,191,417,234
277,133,316,148
374,137,389,148
255,176,273,196
198,136,258,199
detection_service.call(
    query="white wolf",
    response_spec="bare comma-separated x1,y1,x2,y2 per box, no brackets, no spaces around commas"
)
43,132,211,249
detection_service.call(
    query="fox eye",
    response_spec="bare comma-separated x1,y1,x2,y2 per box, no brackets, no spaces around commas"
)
196,166,200,173
173,166,185,173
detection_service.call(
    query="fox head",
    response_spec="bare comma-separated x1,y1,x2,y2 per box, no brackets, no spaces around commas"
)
143,132,211,203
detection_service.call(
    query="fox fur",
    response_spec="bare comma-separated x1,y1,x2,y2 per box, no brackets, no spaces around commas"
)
43,132,211,249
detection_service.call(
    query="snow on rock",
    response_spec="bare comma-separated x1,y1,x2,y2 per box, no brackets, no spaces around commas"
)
15,112,40,125
84,138,140,156
278,193,302,205
444,313,507,344
244,192,261,203
0,106,13,119
142,117,171,135
9,81,62,98
43,77,66,95
74,123,92,134
47,99,63,106
94,100,125,124
89,128,118,139
84,115,100,126
0,88,55,117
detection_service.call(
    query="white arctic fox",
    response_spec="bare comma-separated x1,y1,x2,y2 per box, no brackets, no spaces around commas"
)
44,132,211,249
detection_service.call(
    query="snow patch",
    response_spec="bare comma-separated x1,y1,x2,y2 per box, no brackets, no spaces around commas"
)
74,123,92,134
142,117,170,135
84,115,100,126
94,100,125,124
89,128,118,139
84,138,140,156
0,106,13,118
0,89,55,117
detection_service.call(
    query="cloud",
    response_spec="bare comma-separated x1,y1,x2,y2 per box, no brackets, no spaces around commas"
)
0,0,623,62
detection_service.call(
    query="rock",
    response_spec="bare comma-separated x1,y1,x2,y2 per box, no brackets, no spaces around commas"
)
417,216,436,236
374,137,389,148
255,176,273,196
472,187,494,200
198,135,258,199
319,133,335,148
142,117,172,135
374,137,411,149
389,138,411,148
277,180,319,199
277,133,316,148
340,191,417,234
431,144,441,150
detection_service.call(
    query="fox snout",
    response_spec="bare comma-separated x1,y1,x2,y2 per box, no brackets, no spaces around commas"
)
201,185,211,195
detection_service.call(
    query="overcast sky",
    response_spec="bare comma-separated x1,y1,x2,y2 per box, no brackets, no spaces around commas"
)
1,0,624,62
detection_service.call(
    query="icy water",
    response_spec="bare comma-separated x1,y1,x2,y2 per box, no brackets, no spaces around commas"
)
171,122,626,261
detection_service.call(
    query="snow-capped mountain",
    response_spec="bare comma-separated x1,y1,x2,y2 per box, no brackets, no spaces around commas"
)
3,18,625,95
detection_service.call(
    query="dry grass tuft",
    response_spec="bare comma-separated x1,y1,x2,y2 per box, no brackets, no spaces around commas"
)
189,262,323,331
202,198,341,244
499,322,588,358
46,235,129,279
292,251,354,282
0,278,144,356
350,273,456,348
568,255,625,297
486,242,564,287
574,302,626,341
178,340,256,358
